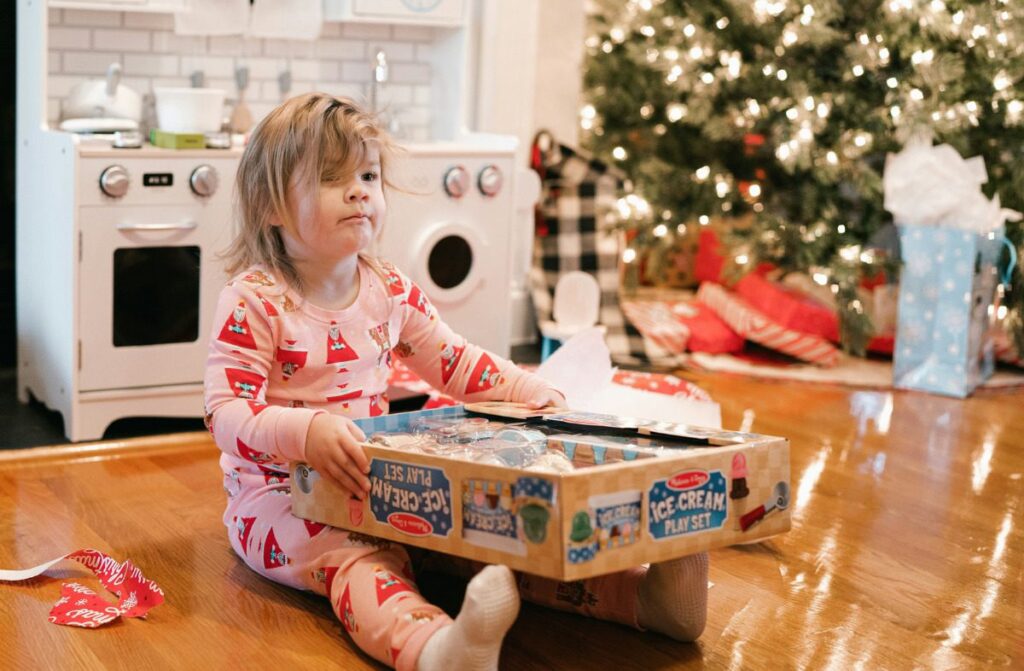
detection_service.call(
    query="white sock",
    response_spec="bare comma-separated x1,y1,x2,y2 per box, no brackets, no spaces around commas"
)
636,552,709,642
416,564,520,671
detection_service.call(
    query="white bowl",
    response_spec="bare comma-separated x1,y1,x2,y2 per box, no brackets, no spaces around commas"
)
154,87,225,133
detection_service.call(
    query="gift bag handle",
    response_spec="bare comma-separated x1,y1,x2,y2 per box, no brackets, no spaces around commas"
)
999,236,1017,285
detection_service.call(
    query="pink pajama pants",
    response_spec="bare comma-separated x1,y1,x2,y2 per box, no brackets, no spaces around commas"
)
225,484,645,671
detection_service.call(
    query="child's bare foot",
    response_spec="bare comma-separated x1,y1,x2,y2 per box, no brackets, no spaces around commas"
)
637,552,709,641
416,564,520,671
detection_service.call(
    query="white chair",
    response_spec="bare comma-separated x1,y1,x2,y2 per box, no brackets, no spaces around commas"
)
538,271,605,360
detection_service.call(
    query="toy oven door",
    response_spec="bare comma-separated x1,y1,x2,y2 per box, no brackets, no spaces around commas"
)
77,204,222,391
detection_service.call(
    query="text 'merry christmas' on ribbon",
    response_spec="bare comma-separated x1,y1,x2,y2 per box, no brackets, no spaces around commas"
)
0,548,164,627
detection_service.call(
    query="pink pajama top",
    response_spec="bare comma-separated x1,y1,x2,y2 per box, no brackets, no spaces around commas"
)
203,260,558,491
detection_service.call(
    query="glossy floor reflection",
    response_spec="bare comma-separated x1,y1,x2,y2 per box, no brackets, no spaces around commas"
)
1,372,1021,669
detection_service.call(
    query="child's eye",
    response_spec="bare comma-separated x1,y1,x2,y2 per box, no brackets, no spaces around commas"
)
361,171,379,182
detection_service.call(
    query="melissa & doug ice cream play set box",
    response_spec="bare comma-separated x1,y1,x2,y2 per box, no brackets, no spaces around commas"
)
290,402,790,581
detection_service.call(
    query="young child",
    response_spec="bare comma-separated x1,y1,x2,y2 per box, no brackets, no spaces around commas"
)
204,93,708,671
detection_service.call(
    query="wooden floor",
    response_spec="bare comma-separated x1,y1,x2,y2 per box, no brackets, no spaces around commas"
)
2,372,1022,670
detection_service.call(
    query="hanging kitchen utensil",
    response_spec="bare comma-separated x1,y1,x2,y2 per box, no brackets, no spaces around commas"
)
62,62,142,124
229,66,253,134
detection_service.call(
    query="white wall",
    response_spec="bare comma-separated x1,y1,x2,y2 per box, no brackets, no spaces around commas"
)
471,0,586,344
533,0,584,151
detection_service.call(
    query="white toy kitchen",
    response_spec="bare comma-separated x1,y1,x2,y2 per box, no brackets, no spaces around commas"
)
17,0,539,441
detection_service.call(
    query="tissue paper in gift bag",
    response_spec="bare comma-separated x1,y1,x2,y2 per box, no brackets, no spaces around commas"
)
893,224,1002,397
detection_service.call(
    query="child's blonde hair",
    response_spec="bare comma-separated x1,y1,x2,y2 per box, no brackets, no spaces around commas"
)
225,93,397,291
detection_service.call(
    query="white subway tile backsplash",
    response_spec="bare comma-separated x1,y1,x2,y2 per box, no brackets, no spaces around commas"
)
124,53,180,77
207,35,246,55
392,25,434,42
151,32,207,54
48,75,87,98
290,59,339,82
180,55,235,79
45,14,435,136
150,76,192,90
374,41,416,61
378,84,414,106
49,27,91,49
123,12,175,30
315,39,366,60
396,106,431,126
93,29,151,52
414,43,434,61
388,63,431,85
265,82,313,103
341,23,391,41
318,82,367,102
263,39,316,59
242,57,281,80
62,9,122,27
62,51,122,75
340,61,374,83
248,102,278,121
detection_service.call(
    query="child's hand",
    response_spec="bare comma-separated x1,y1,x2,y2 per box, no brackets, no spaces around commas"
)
305,414,372,500
526,389,568,410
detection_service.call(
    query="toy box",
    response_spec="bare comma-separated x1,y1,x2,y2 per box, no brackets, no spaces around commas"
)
290,403,790,581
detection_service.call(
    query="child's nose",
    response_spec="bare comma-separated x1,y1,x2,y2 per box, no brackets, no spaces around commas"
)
346,183,369,202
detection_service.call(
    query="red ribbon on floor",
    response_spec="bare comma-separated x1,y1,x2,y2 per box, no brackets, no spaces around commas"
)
0,548,164,627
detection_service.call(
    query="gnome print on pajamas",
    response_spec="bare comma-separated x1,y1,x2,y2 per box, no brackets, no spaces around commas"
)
218,301,258,350
235,516,256,552
235,437,277,465
263,529,290,569
381,262,405,296
276,340,308,381
374,566,414,605
440,341,465,385
258,294,280,317
403,284,433,319
327,321,359,365
465,353,503,394
225,366,265,401
339,584,359,633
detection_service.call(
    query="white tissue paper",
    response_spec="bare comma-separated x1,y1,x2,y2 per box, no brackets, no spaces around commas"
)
534,327,722,429
883,136,1021,232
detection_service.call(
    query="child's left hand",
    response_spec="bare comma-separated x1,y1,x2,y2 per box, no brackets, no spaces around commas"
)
526,389,568,410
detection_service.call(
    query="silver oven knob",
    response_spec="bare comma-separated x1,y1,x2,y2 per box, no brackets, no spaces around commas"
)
190,164,219,197
478,164,503,197
443,166,470,198
99,165,129,198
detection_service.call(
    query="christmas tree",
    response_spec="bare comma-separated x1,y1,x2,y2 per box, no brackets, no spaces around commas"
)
582,0,1024,356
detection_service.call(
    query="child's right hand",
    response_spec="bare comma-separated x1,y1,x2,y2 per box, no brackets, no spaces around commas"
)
305,414,372,500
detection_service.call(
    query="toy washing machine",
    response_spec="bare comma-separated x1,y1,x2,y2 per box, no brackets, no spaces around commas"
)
379,136,538,358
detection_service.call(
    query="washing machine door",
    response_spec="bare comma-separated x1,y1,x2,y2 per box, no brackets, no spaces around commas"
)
413,221,488,305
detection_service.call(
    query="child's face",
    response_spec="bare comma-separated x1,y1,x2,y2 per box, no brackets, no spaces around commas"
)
282,145,385,265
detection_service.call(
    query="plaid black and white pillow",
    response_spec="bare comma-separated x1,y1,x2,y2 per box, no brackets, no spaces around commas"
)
529,134,679,367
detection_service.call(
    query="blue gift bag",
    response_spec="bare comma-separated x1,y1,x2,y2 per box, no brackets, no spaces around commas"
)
893,224,1005,398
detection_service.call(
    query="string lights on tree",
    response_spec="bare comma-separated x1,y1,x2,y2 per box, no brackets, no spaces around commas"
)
583,0,1024,355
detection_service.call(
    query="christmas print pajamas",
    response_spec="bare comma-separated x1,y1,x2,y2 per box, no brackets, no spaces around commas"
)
205,262,644,670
